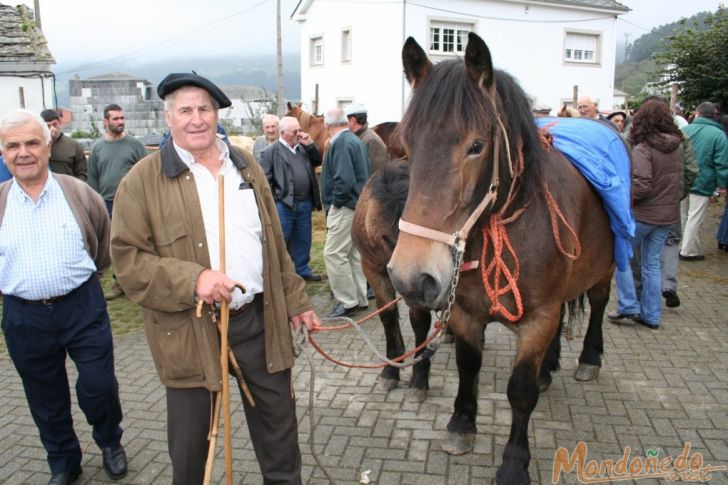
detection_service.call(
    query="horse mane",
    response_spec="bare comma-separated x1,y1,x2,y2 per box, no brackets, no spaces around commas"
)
369,158,410,230
400,59,545,203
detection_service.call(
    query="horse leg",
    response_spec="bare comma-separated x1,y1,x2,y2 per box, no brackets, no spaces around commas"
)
496,306,561,485
575,274,611,382
442,307,482,455
406,307,432,403
538,307,565,393
371,274,405,392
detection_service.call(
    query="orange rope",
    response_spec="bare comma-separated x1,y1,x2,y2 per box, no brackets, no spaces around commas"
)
308,320,444,369
478,137,582,323
480,215,524,322
543,183,581,260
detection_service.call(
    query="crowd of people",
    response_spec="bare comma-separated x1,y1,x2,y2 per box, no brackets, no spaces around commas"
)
1,69,726,484
0,70,395,484
539,96,727,330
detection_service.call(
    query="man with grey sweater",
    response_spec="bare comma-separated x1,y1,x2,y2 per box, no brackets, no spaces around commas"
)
88,104,147,299
88,104,147,216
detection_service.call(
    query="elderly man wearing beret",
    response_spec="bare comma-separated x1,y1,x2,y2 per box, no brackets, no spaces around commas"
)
109,72,320,484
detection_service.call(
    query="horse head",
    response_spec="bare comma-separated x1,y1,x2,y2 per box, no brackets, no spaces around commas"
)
387,32,522,310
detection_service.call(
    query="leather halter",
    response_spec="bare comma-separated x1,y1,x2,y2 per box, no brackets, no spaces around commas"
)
398,116,512,253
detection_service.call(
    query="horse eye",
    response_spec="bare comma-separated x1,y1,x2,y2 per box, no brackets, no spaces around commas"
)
468,141,484,155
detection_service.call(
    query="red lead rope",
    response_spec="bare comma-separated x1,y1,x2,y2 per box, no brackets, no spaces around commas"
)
479,131,582,323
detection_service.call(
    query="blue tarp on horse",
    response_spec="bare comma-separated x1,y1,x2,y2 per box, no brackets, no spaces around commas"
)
535,117,634,271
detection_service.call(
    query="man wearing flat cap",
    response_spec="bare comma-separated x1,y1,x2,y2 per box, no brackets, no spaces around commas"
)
110,72,321,484
40,109,88,181
345,103,389,174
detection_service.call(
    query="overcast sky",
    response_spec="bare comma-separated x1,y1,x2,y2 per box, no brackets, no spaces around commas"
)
20,0,726,70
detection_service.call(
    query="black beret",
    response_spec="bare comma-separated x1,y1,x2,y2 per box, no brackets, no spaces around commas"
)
40,109,60,122
157,73,231,109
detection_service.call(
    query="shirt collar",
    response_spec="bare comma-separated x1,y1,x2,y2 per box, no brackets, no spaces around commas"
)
10,170,54,204
278,138,299,154
173,138,230,169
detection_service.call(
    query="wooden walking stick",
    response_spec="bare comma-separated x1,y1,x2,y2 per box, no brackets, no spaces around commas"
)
202,175,234,485
217,175,234,485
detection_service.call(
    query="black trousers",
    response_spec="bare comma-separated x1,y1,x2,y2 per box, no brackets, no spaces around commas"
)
2,275,124,474
166,295,302,485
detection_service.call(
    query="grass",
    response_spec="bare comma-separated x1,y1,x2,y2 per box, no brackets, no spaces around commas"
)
0,211,330,355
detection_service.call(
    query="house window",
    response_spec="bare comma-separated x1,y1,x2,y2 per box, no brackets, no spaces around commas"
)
429,21,472,55
564,32,599,64
341,28,352,63
310,36,324,66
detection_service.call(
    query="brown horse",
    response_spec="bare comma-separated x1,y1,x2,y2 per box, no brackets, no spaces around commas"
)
352,159,434,401
386,33,616,484
285,102,406,161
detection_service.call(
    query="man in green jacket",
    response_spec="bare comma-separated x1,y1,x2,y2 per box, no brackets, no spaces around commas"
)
679,101,728,260
110,73,320,485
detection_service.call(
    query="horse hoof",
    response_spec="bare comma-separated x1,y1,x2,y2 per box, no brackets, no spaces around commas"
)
495,465,530,485
441,332,454,344
406,388,427,403
377,376,399,392
441,432,475,455
574,364,600,382
538,376,552,393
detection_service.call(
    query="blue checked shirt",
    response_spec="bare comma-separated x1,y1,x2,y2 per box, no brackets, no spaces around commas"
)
0,174,96,299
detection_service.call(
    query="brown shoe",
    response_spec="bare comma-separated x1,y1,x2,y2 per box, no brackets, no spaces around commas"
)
105,282,124,301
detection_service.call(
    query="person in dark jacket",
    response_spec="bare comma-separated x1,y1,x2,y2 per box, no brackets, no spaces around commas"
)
321,108,371,317
609,100,683,329
40,109,88,181
260,116,323,281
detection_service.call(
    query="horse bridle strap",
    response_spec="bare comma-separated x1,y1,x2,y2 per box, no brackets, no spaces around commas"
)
398,115,509,252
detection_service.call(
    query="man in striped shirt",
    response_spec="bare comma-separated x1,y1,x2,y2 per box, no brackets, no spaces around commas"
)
0,110,127,485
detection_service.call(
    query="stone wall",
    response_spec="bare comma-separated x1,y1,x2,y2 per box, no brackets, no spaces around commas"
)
68,76,166,137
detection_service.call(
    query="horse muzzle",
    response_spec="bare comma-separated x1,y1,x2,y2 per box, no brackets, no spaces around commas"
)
387,234,454,310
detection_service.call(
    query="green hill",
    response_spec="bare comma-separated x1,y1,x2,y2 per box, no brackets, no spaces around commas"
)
616,11,711,99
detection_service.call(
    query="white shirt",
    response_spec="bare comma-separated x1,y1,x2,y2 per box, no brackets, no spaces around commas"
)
278,138,299,154
173,139,264,309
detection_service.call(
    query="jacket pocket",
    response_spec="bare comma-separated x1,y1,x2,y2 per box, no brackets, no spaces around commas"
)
151,222,189,259
147,310,205,382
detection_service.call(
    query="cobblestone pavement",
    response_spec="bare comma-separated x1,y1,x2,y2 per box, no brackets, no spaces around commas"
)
1,203,727,484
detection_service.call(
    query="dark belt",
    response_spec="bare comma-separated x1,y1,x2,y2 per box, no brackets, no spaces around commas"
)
227,293,261,317
9,275,95,306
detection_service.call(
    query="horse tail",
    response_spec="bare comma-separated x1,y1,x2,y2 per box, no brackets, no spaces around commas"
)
563,295,586,341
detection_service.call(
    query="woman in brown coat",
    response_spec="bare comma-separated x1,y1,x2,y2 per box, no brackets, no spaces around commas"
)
609,100,683,329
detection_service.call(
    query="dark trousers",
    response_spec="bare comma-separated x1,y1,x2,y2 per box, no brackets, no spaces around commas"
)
1,275,124,474
276,198,315,278
166,295,302,485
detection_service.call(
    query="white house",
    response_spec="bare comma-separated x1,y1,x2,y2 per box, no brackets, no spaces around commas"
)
0,3,55,115
292,0,629,123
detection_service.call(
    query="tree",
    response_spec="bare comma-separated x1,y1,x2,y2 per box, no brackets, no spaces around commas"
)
244,89,278,136
655,6,728,110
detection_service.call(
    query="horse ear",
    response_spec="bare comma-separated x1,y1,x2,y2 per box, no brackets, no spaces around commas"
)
287,101,293,110
464,32,494,90
402,37,432,87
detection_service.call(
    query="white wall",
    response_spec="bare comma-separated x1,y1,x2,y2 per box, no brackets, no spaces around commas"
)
297,0,403,124
0,71,55,116
403,0,619,115
297,0,621,122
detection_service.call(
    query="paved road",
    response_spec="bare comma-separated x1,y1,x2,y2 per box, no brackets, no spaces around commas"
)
2,203,727,484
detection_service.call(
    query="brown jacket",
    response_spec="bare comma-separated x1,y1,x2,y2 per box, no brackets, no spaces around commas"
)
110,142,310,391
0,173,110,275
355,126,389,174
632,133,682,226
